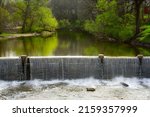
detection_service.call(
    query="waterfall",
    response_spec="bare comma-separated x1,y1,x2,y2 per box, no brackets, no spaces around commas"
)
103,57,139,79
0,56,150,81
0,57,23,81
142,57,150,78
29,57,102,80
29,57,62,80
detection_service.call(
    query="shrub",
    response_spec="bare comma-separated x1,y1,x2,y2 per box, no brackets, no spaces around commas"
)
139,25,150,43
84,0,135,41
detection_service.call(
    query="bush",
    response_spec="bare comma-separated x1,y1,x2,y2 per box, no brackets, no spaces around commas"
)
12,0,58,33
58,19,71,28
59,19,83,29
0,7,11,33
32,7,58,32
84,0,135,41
139,25,150,43
84,20,99,34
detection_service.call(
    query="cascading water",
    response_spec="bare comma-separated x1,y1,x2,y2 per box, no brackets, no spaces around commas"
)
0,56,150,81
29,57,102,80
142,57,150,78
29,56,149,80
0,56,150,100
103,58,139,79
0,77,150,100
0,57,24,81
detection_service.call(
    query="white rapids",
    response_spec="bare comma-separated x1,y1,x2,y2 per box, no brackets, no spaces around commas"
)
0,77,150,100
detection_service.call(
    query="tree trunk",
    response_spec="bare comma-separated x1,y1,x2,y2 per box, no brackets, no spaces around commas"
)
135,0,141,36
128,0,144,42
22,0,30,33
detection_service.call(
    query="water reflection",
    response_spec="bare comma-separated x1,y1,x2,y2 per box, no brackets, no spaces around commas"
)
0,30,150,57
15,35,58,56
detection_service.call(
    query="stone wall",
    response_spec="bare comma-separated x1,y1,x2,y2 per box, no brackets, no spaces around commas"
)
49,0,96,20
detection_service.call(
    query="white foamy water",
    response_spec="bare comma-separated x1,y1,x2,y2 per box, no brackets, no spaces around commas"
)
0,77,150,100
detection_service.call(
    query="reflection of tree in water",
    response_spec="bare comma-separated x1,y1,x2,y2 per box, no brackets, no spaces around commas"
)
0,40,19,56
0,42,4,56
55,29,95,55
15,35,58,56
83,42,137,56
55,30,147,56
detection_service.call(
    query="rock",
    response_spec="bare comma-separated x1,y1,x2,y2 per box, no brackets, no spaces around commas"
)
86,88,96,92
139,81,149,88
41,31,54,37
120,82,129,87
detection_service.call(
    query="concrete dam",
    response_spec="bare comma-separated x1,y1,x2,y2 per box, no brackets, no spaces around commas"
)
0,55,150,81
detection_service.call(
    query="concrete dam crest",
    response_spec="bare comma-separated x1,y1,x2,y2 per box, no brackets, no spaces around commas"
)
0,55,150,81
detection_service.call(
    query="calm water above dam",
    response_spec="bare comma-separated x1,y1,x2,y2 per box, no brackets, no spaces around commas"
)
0,30,150,57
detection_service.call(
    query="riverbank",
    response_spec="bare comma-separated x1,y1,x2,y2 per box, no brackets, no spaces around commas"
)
0,31,55,40
0,33,40,40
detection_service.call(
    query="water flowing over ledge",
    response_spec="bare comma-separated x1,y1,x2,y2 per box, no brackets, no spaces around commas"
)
0,55,150,81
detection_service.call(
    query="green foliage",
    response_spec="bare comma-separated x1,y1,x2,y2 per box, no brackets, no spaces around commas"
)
31,7,58,32
0,0,19,6
138,47,150,56
58,19,71,28
71,20,83,29
84,20,99,34
139,25,150,43
84,0,135,41
12,0,58,33
0,7,11,33
59,19,83,29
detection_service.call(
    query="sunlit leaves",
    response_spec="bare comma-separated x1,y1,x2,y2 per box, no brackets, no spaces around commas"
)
84,0,135,41
13,0,58,32
33,7,58,31
0,7,11,33
139,25,150,42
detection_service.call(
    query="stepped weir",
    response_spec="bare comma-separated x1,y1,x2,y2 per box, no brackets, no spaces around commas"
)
0,55,150,81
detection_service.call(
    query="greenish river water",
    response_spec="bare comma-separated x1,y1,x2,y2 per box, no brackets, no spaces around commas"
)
0,30,150,57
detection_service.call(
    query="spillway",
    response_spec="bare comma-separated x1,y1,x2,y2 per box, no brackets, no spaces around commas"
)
0,55,150,81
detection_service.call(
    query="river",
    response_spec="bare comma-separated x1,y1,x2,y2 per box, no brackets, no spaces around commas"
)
0,29,150,57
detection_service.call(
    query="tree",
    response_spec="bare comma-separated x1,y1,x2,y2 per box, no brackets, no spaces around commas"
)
13,0,58,33
84,0,135,41
0,7,11,33
0,0,19,7
134,0,145,36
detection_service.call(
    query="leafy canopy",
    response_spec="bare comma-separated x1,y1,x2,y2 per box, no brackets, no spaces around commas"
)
84,0,135,41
